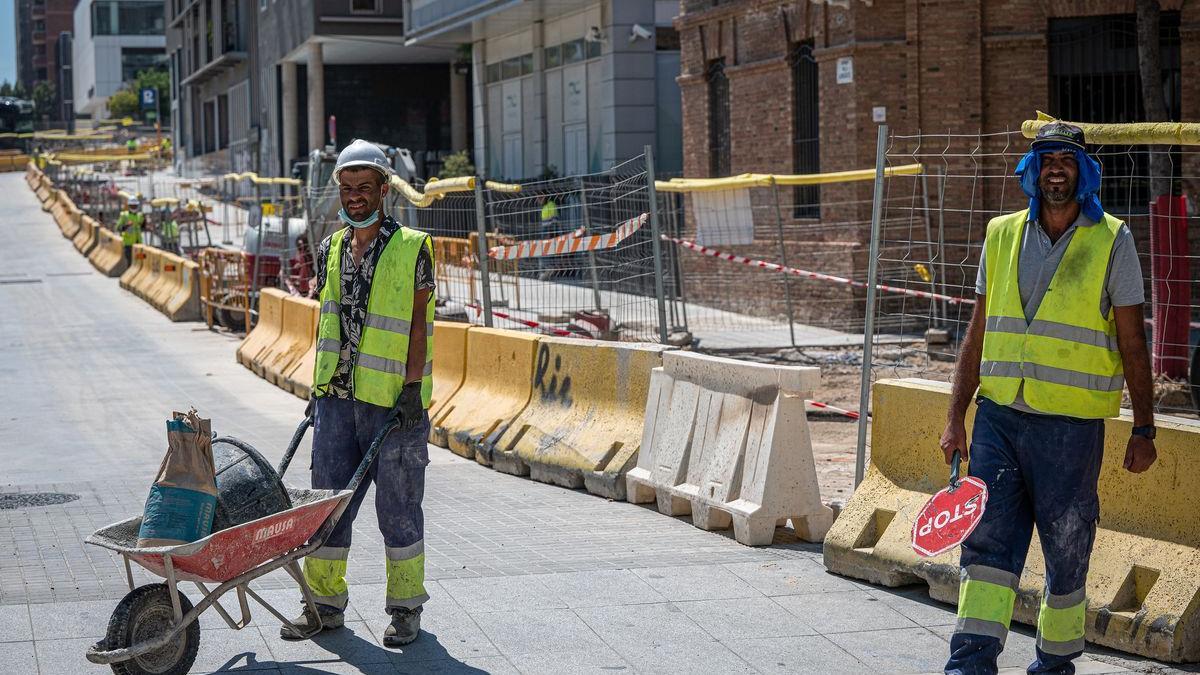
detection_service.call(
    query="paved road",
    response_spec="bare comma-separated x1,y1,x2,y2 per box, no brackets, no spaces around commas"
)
0,172,1177,674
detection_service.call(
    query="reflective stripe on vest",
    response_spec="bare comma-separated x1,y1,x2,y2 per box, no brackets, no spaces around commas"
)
978,209,1124,419
312,226,435,408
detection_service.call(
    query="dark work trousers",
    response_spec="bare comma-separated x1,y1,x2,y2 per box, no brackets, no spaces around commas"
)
123,245,132,267
302,395,430,614
945,397,1104,675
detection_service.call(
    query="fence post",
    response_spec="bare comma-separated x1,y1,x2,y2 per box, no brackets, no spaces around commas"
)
771,182,798,348
249,180,264,322
578,177,604,312
645,145,670,344
473,176,494,327
855,124,888,488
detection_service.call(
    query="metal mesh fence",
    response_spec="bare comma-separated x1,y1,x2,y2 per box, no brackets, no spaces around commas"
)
862,127,1200,429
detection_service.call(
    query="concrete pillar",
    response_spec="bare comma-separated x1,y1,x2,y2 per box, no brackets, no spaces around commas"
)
307,41,325,153
471,40,488,174
281,61,298,171
450,62,468,153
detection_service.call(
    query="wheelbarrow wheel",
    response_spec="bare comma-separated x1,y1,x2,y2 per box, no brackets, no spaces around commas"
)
103,583,200,675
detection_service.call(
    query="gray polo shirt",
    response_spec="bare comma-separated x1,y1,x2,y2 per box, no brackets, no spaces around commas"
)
975,212,1144,414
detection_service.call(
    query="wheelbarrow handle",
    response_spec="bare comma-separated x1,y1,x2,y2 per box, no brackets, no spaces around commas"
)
276,415,313,479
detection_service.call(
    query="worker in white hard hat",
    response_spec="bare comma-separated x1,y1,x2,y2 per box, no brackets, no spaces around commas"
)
283,139,436,648
116,197,144,266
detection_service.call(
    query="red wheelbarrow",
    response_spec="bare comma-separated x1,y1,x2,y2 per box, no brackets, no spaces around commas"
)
84,415,398,675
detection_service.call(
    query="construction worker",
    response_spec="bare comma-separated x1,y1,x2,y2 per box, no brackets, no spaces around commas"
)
941,122,1157,675
282,139,435,647
116,198,144,266
126,137,138,154
157,206,180,253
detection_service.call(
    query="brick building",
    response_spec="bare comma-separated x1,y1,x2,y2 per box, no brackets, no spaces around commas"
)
14,0,75,119
674,0,1200,328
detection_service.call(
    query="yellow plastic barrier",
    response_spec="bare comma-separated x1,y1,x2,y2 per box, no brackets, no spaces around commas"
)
36,176,54,204
119,245,148,291
431,328,539,457
134,248,164,301
281,300,319,399
479,337,671,500
237,288,287,369
429,322,470,420
1023,110,1200,146
822,379,1200,662
150,253,184,311
59,195,82,239
655,163,924,193
0,154,30,172
73,214,97,255
90,228,127,277
263,296,318,387
164,259,201,322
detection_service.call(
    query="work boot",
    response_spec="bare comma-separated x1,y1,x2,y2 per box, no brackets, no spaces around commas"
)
279,603,344,640
382,606,422,647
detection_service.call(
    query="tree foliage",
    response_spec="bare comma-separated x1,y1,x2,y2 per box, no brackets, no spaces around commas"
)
32,81,55,118
107,88,140,119
439,150,476,178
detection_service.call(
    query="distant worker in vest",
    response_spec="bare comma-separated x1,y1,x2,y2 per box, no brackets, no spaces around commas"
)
157,205,180,253
116,197,144,266
941,122,1157,675
282,139,435,647
126,137,138,154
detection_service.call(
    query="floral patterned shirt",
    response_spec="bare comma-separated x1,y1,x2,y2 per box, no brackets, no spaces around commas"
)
313,217,435,400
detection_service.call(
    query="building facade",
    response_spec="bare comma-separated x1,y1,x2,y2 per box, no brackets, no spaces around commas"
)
167,0,461,178
72,0,166,119
674,0,1200,324
14,0,75,119
404,0,683,180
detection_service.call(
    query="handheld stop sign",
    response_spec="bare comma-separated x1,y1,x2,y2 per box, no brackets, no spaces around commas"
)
911,450,989,557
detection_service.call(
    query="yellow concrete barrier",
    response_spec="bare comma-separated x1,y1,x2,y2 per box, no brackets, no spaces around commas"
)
164,259,202,322
119,244,148,291
822,378,1200,662
237,288,287,369
35,176,52,203
90,228,127,277
479,337,671,500
59,194,81,239
264,296,318,387
431,328,539,457
429,322,470,420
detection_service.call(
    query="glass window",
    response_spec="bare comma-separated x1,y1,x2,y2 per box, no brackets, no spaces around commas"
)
500,57,521,80
486,62,500,83
544,45,560,69
121,47,166,83
520,53,533,75
350,0,379,13
92,1,116,36
563,39,584,64
117,1,165,35
586,40,601,59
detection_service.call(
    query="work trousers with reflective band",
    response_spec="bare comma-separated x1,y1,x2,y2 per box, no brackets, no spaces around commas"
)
946,397,1101,675
302,395,430,613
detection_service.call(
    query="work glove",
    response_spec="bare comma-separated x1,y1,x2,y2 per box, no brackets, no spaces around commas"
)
393,382,424,431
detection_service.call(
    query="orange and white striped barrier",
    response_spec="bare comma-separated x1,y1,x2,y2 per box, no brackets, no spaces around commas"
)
488,213,648,260
666,236,975,306
466,304,588,338
805,400,862,420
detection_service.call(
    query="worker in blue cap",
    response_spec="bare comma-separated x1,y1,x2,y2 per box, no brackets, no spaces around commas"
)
940,121,1157,674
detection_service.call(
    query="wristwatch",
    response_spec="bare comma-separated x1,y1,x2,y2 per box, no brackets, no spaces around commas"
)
1131,425,1156,440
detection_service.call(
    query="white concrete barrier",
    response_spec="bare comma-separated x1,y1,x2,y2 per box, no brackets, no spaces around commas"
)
626,351,834,545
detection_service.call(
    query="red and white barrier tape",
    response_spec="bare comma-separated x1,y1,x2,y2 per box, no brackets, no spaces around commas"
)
488,213,648,260
805,400,862,420
465,304,585,338
666,236,976,305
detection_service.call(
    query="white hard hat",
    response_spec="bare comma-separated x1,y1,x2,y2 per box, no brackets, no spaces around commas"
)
128,197,141,208
333,139,392,183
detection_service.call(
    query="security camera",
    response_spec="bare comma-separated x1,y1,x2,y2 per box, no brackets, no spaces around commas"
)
585,26,606,43
629,24,653,43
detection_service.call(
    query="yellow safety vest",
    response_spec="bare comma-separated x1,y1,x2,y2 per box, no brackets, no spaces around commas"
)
118,212,144,246
313,226,434,409
978,209,1124,419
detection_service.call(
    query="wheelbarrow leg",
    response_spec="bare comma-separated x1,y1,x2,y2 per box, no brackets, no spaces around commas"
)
242,562,324,640
195,582,251,629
